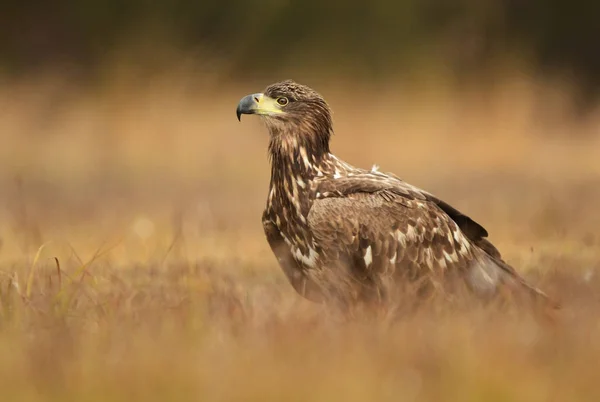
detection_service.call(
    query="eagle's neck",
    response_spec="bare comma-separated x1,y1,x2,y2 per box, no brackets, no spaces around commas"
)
266,119,335,183
269,139,329,183
264,124,343,234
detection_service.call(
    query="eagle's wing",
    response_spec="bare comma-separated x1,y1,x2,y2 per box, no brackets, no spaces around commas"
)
315,172,491,245
308,173,545,302
307,186,483,302
314,171,512,261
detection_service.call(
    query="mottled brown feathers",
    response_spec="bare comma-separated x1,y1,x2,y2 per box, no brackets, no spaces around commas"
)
245,80,553,308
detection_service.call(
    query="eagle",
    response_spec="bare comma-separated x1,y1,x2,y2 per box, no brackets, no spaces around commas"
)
236,80,552,309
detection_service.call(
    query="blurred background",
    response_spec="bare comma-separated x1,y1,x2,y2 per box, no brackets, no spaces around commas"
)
2,0,600,95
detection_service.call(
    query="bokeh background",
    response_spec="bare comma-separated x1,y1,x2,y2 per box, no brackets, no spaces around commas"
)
1,2,600,401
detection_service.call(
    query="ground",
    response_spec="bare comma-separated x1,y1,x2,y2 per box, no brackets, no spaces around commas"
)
1,73,600,401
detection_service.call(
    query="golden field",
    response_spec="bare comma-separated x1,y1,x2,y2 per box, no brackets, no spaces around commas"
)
1,69,600,401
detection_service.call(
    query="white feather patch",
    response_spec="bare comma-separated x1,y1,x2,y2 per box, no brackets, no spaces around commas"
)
364,246,373,268
438,255,447,270
452,228,471,252
423,248,434,270
443,250,458,263
294,247,319,268
452,229,462,243
406,225,418,240
396,230,407,247
390,251,397,265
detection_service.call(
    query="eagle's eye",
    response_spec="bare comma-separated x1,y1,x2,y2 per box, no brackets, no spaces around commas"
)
276,97,289,106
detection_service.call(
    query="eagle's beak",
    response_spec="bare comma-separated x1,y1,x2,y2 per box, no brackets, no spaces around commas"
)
236,93,283,121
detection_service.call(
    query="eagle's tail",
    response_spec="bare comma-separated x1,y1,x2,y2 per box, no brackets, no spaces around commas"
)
493,257,561,310
473,238,561,310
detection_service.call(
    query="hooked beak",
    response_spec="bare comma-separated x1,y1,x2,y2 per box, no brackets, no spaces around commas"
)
236,93,284,121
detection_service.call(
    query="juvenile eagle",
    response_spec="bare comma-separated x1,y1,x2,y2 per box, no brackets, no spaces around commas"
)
236,80,550,307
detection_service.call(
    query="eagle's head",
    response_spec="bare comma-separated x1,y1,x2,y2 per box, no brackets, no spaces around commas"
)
236,80,332,154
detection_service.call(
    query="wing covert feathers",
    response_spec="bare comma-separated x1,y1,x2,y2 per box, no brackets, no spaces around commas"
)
307,173,555,307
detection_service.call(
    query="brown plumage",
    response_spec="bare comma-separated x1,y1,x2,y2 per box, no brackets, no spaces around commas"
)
236,80,554,308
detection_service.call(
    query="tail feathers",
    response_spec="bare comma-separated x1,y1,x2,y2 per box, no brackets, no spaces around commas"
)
473,238,560,309
493,257,561,310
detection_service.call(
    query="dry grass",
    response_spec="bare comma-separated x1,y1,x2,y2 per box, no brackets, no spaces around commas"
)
1,70,600,401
